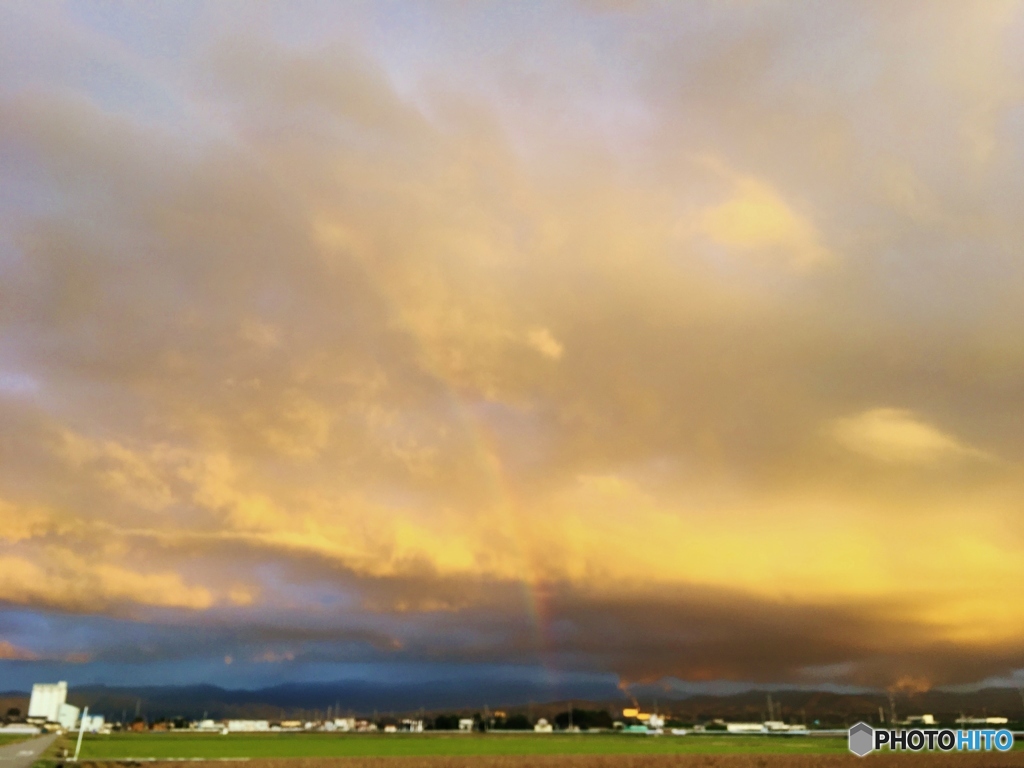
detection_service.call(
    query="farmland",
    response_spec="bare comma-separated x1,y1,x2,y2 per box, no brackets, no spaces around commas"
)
72,732,847,760
42,732,1024,768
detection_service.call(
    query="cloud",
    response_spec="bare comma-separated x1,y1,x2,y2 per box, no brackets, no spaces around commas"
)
525,327,564,360
0,553,214,613
695,175,833,270
830,408,990,464
0,640,38,660
1,1,1024,692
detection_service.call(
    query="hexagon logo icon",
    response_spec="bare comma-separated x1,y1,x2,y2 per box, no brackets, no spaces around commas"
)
849,722,874,757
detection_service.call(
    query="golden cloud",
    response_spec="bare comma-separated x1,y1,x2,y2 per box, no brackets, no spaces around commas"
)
696,176,833,270
830,408,990,464
1,1,1023,689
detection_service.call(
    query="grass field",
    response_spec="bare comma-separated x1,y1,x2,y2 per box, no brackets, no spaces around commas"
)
74,732,849,760
0,734,29,747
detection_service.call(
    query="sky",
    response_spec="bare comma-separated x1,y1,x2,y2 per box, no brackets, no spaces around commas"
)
2,0,1024,697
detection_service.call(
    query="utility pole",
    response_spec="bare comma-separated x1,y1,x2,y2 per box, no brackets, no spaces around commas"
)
73,707,89,762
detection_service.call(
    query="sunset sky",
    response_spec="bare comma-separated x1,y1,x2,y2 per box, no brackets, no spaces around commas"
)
2,1,1024,695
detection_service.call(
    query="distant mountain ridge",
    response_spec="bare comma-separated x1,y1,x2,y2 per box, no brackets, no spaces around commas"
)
4,682,1024,725
1,679,624,720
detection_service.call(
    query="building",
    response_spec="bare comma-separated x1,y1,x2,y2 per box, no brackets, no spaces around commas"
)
726,723,765,733
226,720,270,732
956,716,1009,725
399,719,424,732
534,718,553,733
622,708,657,726
0,724,41,735
81,714,105,733
27,682,68,723
458,718,474,731
905,715,936,726
764,720,807,732
56,704,80,730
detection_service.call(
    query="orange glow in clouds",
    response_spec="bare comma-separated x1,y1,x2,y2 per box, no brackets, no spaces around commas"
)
1,1,1024,689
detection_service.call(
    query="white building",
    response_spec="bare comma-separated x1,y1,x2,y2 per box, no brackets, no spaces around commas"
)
333,718,356,732
534,718,553,733
764,720,801,732
57,704,80,730
28,682,68,723
726,722,765,733
81,714,106,733
226,720,270,732
458,718,474,731
400,719,424,732
0,724,41,735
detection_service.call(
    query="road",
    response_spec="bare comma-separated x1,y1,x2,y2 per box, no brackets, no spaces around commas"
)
0,734,57,768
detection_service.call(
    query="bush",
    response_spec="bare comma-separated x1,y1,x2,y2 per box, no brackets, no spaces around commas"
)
553,709,614,731
430,714,461,730
503,714,533,730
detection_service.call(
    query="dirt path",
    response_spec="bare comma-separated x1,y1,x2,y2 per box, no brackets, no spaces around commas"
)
0,734,57,768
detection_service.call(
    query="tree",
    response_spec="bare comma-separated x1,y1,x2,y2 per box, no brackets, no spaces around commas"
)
504,714,533,730
554,709,613,731
430,714,460,730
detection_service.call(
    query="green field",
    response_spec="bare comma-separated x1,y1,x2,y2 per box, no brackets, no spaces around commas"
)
0,735,29,747
75,732,850,759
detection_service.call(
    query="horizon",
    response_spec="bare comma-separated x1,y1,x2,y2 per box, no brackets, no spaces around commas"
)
6,676,1024,699
0,680,845,718
3,2,1024,698
6,678,1024,724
